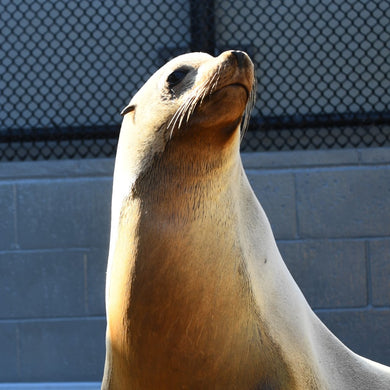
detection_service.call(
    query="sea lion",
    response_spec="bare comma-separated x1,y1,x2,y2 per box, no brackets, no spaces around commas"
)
102,50,390,389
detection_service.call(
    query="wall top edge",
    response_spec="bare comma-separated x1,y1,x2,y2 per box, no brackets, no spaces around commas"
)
0,148,389,180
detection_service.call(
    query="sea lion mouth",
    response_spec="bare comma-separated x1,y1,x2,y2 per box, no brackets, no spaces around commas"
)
213,83,250,100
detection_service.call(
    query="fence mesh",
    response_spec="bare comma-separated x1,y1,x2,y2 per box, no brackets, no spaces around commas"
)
1,0,389,160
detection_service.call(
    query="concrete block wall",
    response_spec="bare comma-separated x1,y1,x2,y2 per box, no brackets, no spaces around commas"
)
244,148,390,366
0,161,111,384
0,148,389,384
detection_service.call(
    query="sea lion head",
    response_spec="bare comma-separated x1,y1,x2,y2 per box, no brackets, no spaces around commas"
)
117,50,256,175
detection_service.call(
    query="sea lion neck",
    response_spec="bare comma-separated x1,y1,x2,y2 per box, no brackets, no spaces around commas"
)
132,132,241,209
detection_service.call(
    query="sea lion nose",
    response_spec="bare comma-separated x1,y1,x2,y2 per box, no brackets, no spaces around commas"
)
231,50,247,68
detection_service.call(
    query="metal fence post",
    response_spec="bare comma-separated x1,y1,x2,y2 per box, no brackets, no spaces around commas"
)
190,0,215,54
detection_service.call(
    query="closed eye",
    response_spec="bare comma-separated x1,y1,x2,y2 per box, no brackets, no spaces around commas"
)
166,68,190,88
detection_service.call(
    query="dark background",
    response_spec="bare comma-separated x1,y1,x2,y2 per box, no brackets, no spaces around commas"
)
1,0,389,160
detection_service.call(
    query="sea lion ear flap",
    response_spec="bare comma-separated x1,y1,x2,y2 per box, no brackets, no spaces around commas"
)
121,104,136,116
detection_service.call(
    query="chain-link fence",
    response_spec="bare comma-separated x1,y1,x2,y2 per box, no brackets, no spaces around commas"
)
1,0,389,161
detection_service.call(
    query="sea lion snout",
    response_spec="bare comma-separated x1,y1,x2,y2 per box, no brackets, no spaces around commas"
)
217,50,253,74
230,50,248,69
219,50,255,95
218,49,252,68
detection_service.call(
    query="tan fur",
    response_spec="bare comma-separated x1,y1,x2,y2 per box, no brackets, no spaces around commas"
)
102,51,390,389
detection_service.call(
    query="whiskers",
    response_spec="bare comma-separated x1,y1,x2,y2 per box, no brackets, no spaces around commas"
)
240,76,257,142
167,64,256,141
167,65,222,139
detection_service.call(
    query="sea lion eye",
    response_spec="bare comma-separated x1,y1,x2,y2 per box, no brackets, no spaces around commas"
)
167,68,189,88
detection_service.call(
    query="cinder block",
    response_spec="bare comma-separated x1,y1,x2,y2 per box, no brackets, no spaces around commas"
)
317,309,390,366
242,148,359,169
17,178,112,249
0,323,19,382
358,147,390,165
369,239,390,306
278,240,367,309
0,184,16,249
296,167,390,238
85,248,108,316
18,318,106,382
0,251,86,319
247,172,296,239
0,159,114,180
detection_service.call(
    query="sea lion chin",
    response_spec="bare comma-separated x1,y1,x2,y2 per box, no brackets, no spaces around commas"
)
102,50,390,390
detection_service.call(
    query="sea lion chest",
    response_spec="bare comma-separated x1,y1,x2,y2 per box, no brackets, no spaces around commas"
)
107,156,293,389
